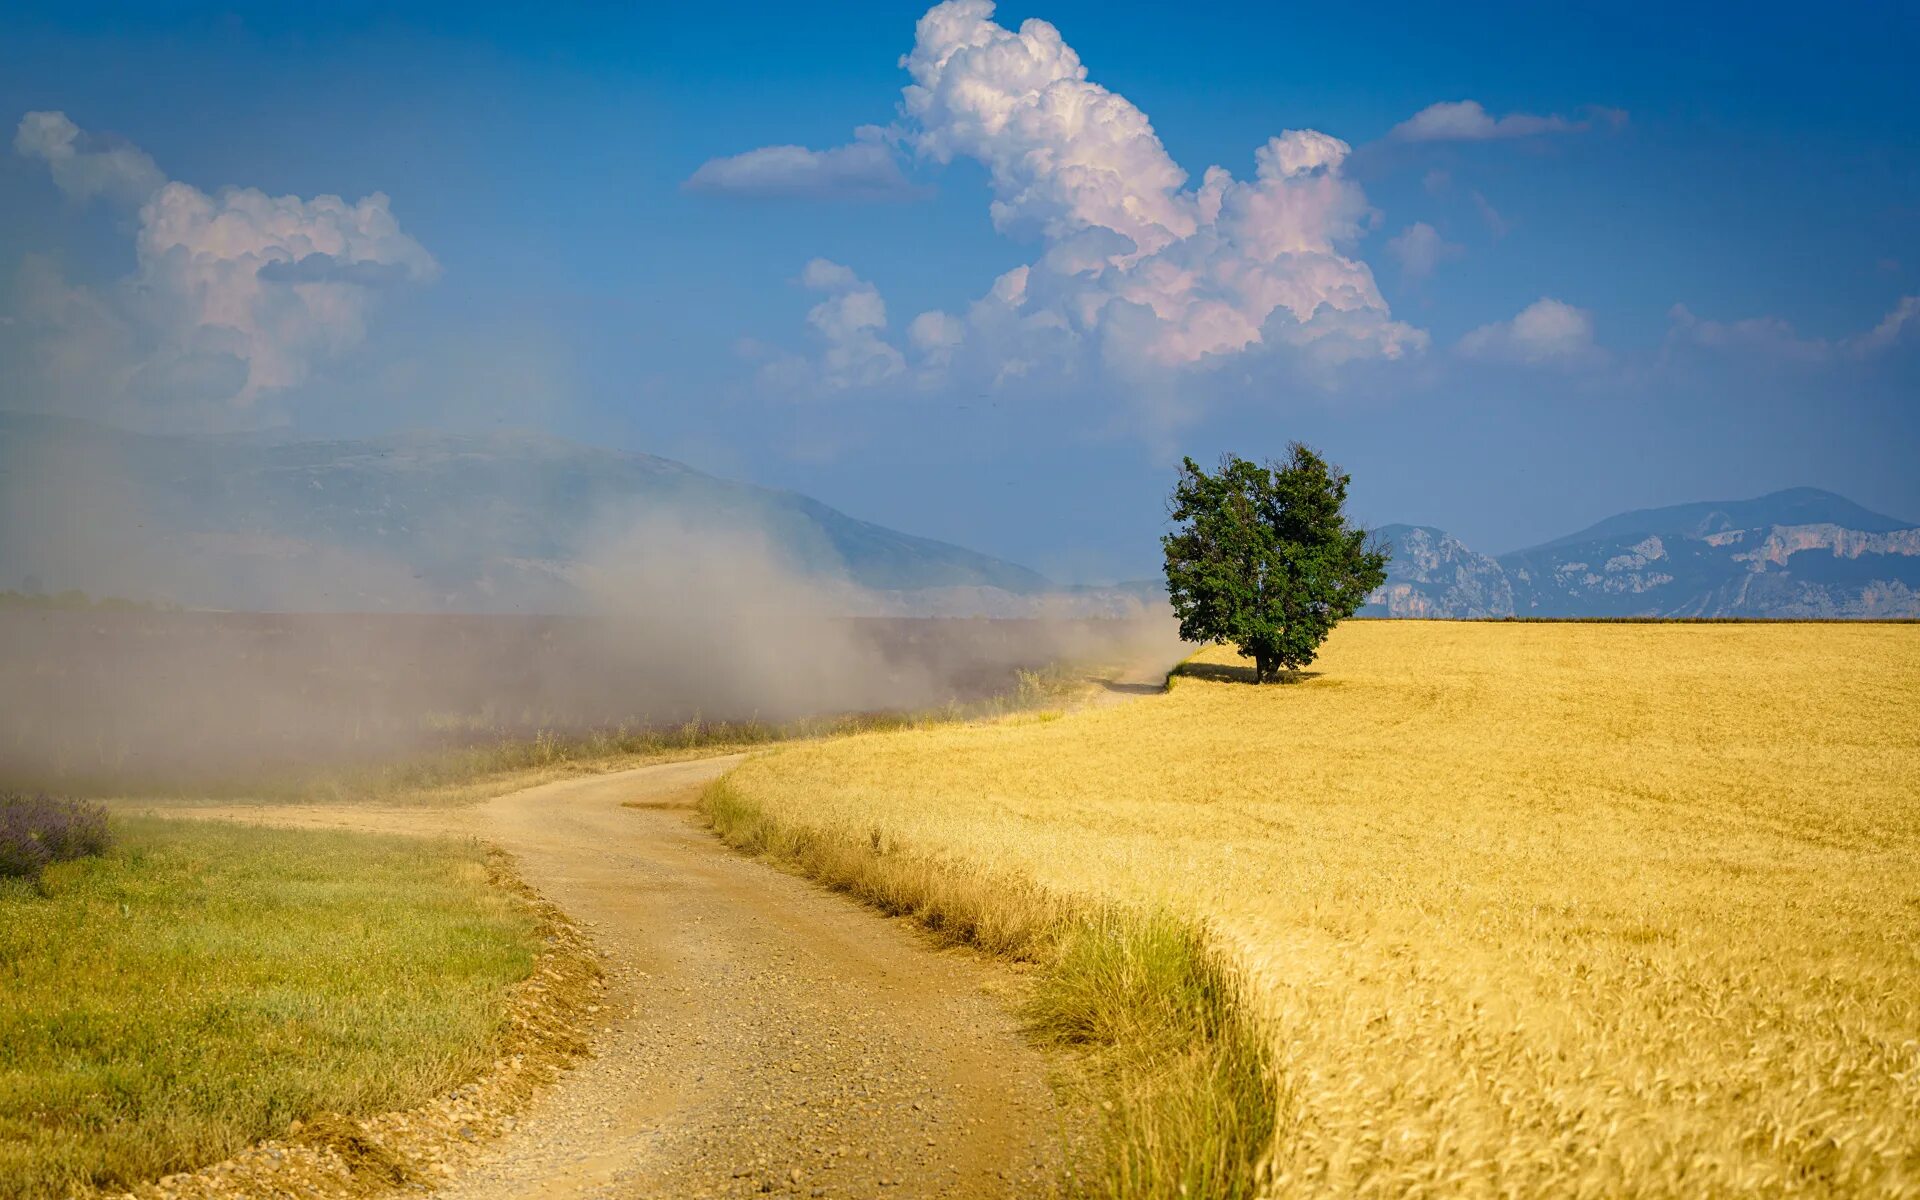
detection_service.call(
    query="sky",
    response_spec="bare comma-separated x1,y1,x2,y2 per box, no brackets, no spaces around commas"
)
2,0,1916,582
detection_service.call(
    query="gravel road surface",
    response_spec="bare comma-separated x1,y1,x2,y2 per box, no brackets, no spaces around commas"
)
198,757,1068,1200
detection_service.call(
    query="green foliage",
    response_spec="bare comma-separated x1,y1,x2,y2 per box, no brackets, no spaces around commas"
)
1162,445,1388,682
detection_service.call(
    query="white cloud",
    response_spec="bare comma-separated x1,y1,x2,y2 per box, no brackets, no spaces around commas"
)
1389,100,1626,143
800,258,860,290
881,0,1423,380
1471,190,1510,239
797,258,905,389
1459,297,1600,365
1386,222,1463,280
1665,304,1829,363
685,131,922,201
11,111,436,420
907,309,965,363
902,4,1196,252
1850,295,1919,355
136,181,438,398
13,110,165,205
758,1,1428,401
1665,295,1920,362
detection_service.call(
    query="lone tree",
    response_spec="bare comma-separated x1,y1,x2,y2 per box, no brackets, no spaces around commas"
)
1162,445,1389,683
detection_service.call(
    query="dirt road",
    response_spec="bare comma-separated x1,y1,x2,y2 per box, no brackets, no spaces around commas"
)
199,756,1068,1200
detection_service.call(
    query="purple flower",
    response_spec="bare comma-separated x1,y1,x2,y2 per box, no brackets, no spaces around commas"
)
0,793,112,882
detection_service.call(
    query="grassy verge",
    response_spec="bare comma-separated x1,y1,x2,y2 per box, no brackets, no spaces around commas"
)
0,816,542,1199
700,777,1275,1200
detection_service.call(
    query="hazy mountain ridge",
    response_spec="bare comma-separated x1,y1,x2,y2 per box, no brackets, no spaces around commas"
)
8,415,1912,618
1533,488,1915,549
0,413,1059,612
1365,489,1920,618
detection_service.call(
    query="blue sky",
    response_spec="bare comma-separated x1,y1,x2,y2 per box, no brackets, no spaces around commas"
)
2,1,1915,581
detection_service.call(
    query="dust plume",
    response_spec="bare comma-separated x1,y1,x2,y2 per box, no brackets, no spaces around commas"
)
0,429,1180,793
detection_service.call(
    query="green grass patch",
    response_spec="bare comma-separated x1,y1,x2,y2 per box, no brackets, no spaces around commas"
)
0,816,539,1200
700,778,1275,1199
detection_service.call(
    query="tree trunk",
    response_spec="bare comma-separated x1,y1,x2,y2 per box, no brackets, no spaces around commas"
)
1254,653,1274,683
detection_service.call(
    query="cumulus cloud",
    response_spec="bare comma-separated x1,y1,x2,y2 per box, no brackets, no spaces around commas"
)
685,130,923,201
1386,222,1463,280
1458,297,1600,365
1389,100,1626,143
13,110,165,204
11,111,436,420
798,258,905,389
865,0,1417,389
136,181,437,398
907,309,965,363
758,1,1423,400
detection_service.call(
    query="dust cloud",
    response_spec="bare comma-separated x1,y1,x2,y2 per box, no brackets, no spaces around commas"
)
0,446,1180,793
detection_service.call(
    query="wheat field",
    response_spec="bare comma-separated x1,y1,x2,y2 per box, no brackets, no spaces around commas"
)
723,621,1920,1197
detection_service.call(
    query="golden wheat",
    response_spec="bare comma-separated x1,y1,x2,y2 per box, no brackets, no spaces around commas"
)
724,621,1920,1197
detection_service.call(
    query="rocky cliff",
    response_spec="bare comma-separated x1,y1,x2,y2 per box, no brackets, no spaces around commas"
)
1362,525,1514,618
1366,490,1920,618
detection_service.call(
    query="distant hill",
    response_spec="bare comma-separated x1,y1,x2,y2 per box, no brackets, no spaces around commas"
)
1532,487,1914,549
1364,490,1920,619
14,414,1908,620
0,412,1058,612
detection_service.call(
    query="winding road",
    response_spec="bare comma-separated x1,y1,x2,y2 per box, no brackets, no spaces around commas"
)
203,756,1069,1200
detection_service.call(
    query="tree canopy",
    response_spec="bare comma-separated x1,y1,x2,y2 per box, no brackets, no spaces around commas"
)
1162,445,1389,682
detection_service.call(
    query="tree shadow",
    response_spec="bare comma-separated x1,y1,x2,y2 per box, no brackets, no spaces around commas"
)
1096,679,1166,696
1172,661,1323,686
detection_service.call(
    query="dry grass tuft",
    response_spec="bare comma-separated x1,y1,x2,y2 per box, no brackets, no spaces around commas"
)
704,776,1068,960
701,778,1275,1198
1031,912,1277,1199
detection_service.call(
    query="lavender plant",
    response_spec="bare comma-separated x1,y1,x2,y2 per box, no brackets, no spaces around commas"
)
0,793,112,882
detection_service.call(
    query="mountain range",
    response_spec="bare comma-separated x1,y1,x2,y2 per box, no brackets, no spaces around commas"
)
0,413,1059,614
3,413,1914,618
1363,489,1920,619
